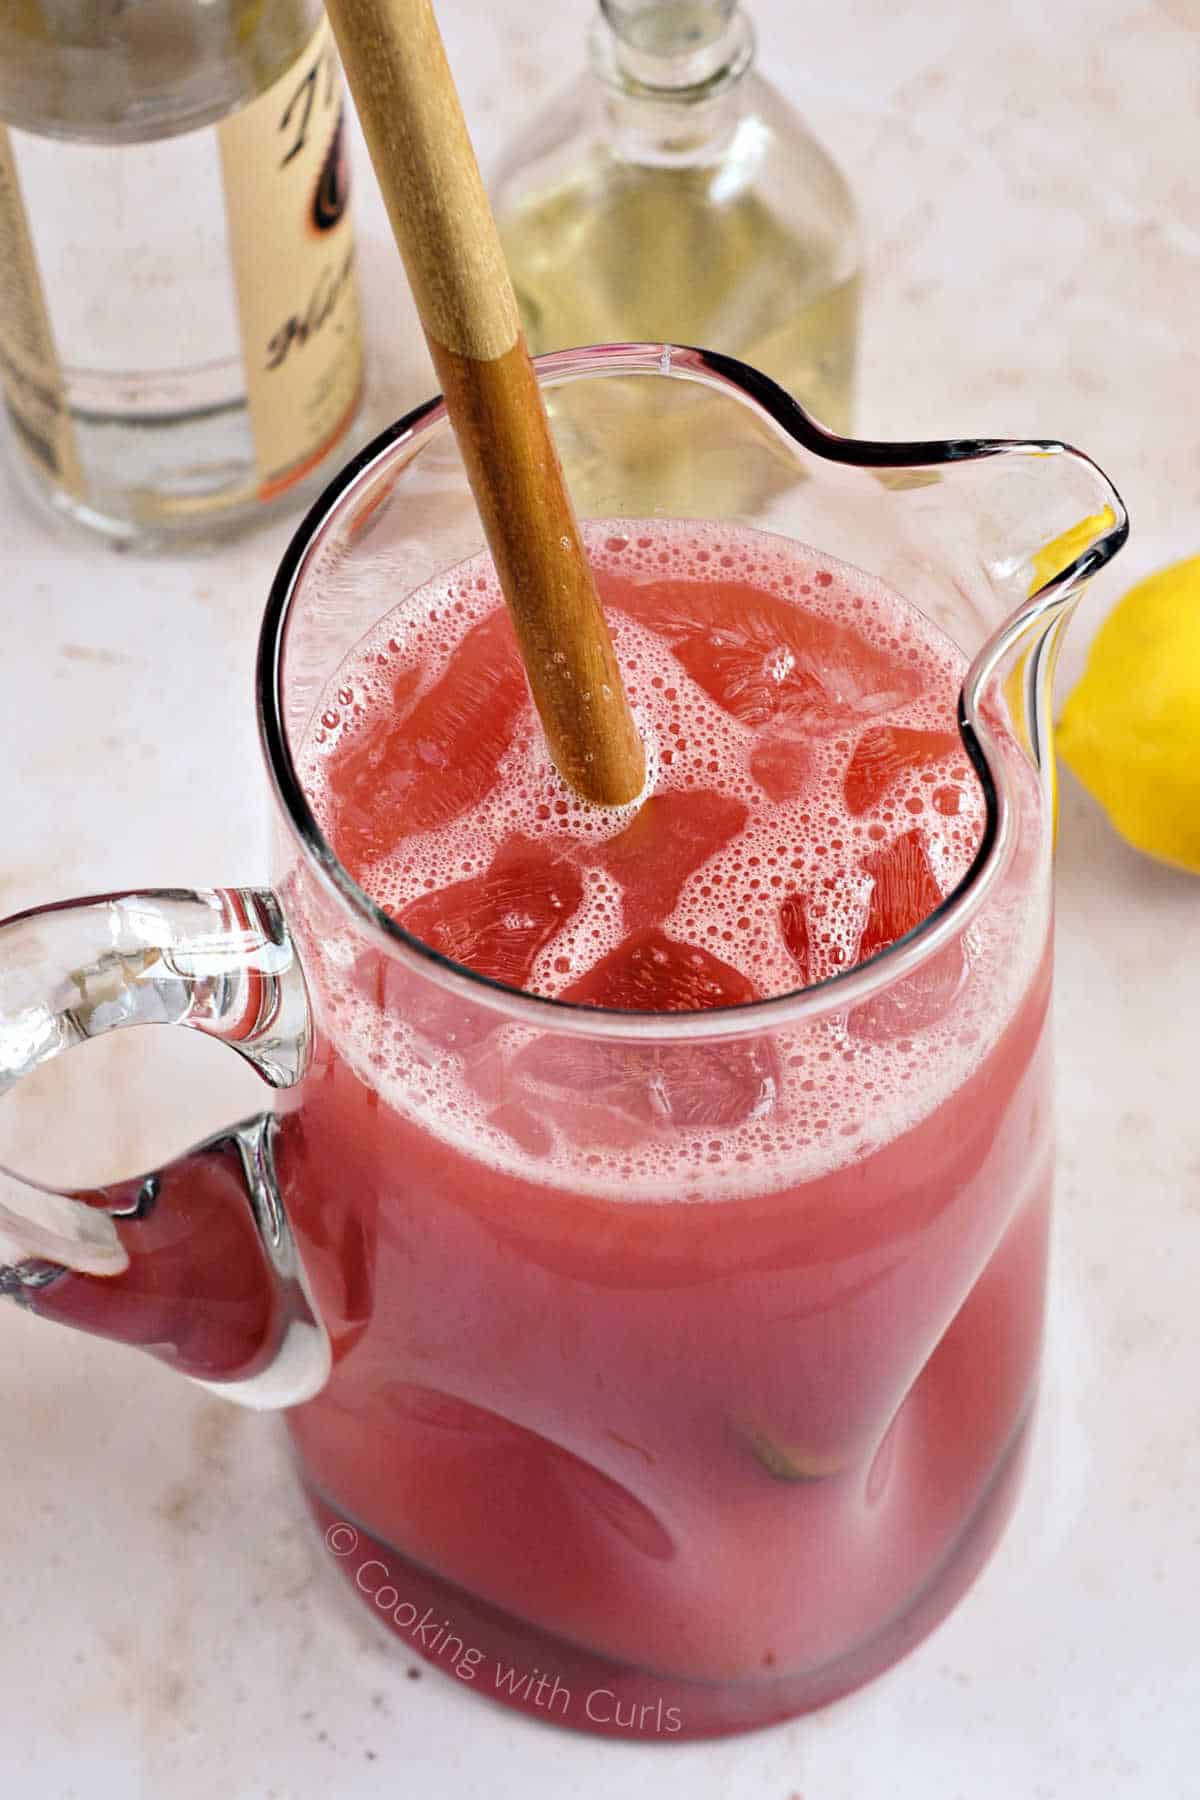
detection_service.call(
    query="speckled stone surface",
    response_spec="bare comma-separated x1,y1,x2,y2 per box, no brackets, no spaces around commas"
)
2,3,1198,1795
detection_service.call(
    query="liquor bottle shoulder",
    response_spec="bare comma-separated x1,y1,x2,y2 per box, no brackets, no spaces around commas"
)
495,63,859,286
491,72,602,215
740,72,860,234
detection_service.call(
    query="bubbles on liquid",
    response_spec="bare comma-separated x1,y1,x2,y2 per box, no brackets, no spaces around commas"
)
295,518,1039,1202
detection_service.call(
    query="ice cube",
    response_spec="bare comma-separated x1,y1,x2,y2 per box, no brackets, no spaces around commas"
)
843,725,959,816
396,835,583,989
856,830,945,958
847,830,966,1038
515,929,779,1131
587,790,748,929
487,1102,555,1159
617,577,920,732
568,926,758,1013
326,609,526,871
348,838,583,1063
749,729,813,802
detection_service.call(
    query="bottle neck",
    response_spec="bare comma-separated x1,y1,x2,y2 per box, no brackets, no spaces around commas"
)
591,0,755,163
595,0,754,97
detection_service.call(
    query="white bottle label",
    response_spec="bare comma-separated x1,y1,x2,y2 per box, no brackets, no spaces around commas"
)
218,15,364,498
0,15,363,508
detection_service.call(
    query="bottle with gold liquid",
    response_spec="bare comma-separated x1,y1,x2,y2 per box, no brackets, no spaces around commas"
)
0,1,365,547
494,0,860,436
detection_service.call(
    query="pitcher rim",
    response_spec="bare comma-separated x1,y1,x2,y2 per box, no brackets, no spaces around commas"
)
257,342,1128,1043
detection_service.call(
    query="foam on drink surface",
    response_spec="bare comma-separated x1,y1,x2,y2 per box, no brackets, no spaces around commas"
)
297,521,1044,1201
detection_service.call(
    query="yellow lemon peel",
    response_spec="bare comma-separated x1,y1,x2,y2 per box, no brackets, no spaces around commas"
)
1057,553,1200,873
1029,507,1117,593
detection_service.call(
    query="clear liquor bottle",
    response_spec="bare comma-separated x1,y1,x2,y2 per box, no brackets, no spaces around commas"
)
493,0,860,435
0,1,365,547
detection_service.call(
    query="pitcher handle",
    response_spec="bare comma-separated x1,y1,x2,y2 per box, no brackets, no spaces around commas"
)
0,888,329,1410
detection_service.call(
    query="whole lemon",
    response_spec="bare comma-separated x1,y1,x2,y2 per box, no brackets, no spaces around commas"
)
1058,554,1200,872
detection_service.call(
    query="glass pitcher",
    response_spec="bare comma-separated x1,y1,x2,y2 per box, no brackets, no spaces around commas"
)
0,345,1127,1740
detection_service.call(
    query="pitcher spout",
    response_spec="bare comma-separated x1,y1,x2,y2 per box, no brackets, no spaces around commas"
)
964,455,1129,804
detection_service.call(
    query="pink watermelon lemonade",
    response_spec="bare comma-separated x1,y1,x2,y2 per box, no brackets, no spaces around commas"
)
280,520,1050,1737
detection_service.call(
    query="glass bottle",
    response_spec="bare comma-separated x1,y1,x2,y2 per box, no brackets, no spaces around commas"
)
0,1,365,548
493,0,860,435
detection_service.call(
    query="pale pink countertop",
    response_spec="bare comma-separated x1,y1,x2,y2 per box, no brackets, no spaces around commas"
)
2,2,1197,1795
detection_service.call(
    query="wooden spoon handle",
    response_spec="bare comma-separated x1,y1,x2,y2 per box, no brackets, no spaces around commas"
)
325,0,646,806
